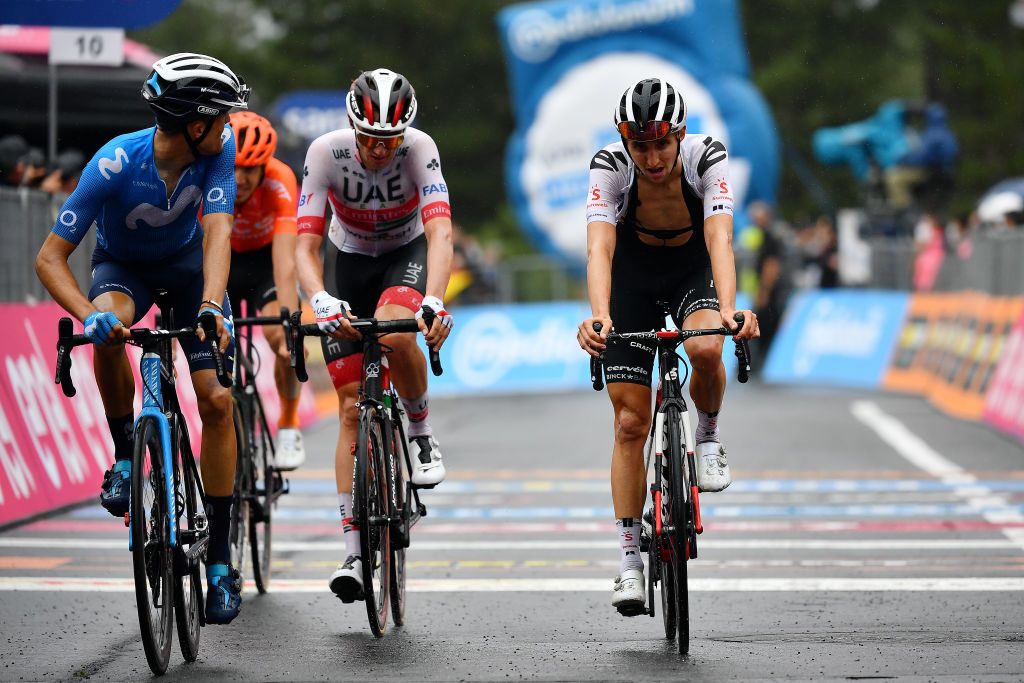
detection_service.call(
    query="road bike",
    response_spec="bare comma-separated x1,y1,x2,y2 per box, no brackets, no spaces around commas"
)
229,303,292,594
590,310,751,656
54,291,231,674
289,310,442,636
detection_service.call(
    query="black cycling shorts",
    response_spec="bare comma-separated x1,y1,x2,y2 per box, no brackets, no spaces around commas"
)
604,225,719,387
227,244,276,315
321,234,428,370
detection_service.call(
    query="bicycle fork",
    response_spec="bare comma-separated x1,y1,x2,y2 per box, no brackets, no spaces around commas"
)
129,352,176,551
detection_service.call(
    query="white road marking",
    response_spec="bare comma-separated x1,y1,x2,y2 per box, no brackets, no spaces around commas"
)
851,400,1024,552
0,538,1017,551
0,576,1021,592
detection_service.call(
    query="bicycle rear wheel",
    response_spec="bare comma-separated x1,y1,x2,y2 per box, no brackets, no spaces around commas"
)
389,413,409,627
248,396,273,593
356,408,390,637
664,406,690,656
131,416,174,675
229,401,250,583
173,423,203,662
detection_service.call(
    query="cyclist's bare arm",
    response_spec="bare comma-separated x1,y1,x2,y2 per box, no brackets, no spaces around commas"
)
579,219,616,356
703,213,757,339
421,215,454,347
35,233,109,324
271,231,299,313
294,232,328,307
198,211,233,351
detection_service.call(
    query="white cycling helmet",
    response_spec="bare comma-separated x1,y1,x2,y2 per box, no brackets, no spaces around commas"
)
614,77,687,142
346,68,417,137
143,52,249,127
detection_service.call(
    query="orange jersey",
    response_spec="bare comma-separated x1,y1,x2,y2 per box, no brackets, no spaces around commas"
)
231,157,298,252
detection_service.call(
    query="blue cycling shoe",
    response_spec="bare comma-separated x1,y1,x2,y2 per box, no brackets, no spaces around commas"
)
99,460,131,517
205,563,242,624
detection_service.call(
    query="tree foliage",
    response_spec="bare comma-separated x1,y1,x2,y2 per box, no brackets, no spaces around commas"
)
134,0,1024,235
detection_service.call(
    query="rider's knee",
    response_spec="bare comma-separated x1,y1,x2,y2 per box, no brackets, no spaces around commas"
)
264,326,285,355
614,403,651,444
197,385,233,423
687,338,724,372
338,386,359,431
384,331,418,357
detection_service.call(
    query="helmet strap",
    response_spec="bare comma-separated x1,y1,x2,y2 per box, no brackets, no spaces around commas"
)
182,116,216,158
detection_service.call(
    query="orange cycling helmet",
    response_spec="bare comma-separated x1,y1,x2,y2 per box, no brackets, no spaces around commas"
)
231,111,277,166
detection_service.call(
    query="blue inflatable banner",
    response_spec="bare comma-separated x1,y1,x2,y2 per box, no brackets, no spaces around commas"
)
420,299,750,396
496,0,780,268
0,0,181,28
764,290,910,388
272,90,348,142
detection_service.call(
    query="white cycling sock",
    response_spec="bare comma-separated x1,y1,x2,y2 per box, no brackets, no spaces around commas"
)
402,392,432,438
338,493,360,557
616,517,643,573
696,408,720,444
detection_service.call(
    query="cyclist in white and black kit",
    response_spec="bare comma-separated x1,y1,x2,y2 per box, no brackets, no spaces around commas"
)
295,69,454,601
577,78,759,614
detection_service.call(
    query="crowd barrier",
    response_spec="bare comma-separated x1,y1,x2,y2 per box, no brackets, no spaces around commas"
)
0,302,319,528
764,288,1024,444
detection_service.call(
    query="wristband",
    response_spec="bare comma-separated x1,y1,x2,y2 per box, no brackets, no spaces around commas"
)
201,299,224,313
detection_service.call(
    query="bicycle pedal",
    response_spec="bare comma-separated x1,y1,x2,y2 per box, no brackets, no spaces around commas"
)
411,482,437,490
615,602,647,618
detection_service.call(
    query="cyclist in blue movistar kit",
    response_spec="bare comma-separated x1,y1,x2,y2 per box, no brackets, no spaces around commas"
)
35,53,250,625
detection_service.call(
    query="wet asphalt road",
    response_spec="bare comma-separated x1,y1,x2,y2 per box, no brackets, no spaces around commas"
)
2,385,1024,681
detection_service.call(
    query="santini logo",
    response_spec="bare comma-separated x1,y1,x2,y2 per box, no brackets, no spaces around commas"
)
98,147,129,180
509,0,695,62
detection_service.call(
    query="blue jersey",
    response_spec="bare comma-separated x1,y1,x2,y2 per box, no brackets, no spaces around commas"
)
51,126,237,261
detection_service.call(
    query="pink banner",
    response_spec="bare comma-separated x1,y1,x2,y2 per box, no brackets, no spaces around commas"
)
0,302,317,528
983,310,1024,443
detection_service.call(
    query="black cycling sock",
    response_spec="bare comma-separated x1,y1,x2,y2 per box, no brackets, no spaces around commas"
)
106,414,134,462
205,496,233,565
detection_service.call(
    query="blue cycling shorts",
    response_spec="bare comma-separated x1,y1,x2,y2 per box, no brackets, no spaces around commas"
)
88,241,234,375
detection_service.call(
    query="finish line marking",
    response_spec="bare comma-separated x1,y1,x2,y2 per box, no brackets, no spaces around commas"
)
0,538,1017,551
851,400,1024,553
0,577,1022,593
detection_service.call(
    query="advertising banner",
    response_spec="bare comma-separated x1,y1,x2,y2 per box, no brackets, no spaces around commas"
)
496,0,780,267
419,299,749,396
0,302,318,528
763,290,909,388
272,90,348,142
884,293,1021,421
984,307,1024,443
0,0,182,29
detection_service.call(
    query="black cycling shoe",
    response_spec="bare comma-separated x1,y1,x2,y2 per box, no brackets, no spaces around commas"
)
100,460,132,518
205,564,242,624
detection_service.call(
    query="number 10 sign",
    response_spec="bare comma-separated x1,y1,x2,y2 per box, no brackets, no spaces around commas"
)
49,27,125,67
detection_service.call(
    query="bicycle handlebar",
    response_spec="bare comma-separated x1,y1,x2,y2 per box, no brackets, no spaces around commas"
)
55,316,232,397
233,307,290,329
589,312,753,392
289,311,443,384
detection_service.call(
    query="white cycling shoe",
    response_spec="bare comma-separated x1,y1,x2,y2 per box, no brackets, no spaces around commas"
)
275,428,306,471
410,435,446,487
328,555,364,603
612,568,647,616
696,441,731,492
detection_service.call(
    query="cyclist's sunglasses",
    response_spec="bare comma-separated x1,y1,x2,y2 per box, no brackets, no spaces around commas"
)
355,132,404,151
617,120,673,142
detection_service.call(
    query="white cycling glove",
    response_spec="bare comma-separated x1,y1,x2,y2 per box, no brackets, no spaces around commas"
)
416,295,454,330
311,291,352,334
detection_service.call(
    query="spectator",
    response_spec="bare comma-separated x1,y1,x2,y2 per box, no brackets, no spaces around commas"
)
39,149,85,195
912,212,945,291
0,134,29,186
18,147,48,188
746,202,793,366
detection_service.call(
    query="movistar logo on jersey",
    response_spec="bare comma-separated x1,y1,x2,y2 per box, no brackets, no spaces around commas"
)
125,186,202,230
509,0,695,62
98,147,129,180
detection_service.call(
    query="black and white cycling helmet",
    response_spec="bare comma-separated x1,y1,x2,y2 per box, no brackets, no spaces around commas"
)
142,52,249,135
614,78,687,142
346,68,417,137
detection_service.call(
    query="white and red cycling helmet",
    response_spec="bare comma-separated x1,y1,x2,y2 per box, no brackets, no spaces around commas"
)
346,68,417,137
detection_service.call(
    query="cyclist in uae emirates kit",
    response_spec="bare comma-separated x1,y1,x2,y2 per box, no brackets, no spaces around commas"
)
577,78,760,615
294,69,454,601
226,111,306,470
34,53,248,623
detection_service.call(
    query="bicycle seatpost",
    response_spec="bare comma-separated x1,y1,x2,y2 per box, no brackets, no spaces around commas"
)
590,322,604,391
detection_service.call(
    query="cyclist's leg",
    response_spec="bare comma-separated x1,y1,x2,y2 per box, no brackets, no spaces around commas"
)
675,265,729,491
88,253,151,516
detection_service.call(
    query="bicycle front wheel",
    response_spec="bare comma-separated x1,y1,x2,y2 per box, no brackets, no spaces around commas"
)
389,413,409,627
131,416,174,675
664,406,691,656
173,422,203,662
356,407,391,637
229,401,250,583
248,395,273,594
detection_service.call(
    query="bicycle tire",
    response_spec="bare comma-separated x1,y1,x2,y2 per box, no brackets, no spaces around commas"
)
229,401,250,583
389,412,409,627
131,416,174,675
654,448,676,639
356,407,390,637
665,406,690,656
248,395,273,594
173,424,203,662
